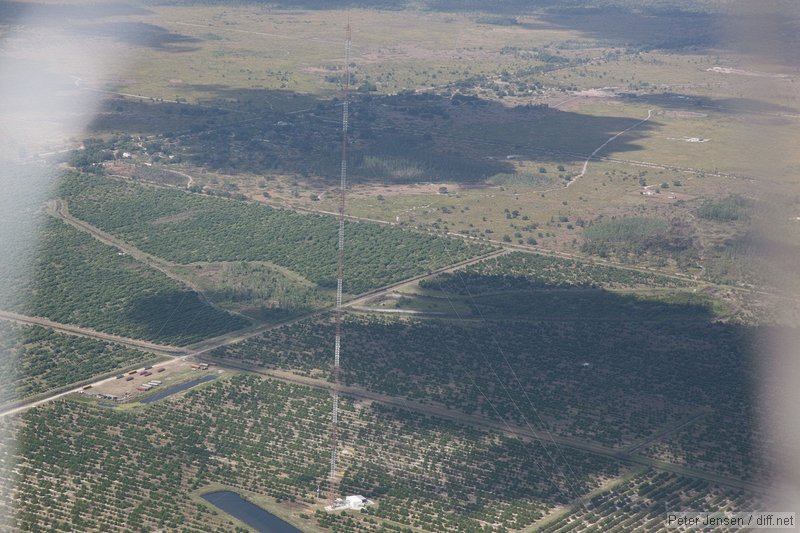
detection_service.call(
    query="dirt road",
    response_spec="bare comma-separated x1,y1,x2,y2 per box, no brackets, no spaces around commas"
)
49,199,249,322
0,309,189,357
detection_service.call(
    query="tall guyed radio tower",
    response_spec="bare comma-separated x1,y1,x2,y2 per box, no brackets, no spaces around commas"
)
323,19,373,515
328,20,351,508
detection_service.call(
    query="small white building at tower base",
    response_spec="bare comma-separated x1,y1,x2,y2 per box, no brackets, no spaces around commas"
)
325,495,374,512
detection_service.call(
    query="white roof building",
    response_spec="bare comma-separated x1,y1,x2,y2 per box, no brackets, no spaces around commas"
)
326,495,374,512
346,495,369,507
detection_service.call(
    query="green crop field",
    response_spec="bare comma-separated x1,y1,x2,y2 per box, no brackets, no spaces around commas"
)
463,289,719,322
2,374,620,532
213,310,754,448
421,251,692,292
0,216,247,345
536,469,759,533
60,173,491,294
642,403,769,482
0,323,157,404
2,1,794,530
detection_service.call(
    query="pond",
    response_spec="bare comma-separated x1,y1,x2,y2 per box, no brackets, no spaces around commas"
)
201,491,304,533
139,374,217,404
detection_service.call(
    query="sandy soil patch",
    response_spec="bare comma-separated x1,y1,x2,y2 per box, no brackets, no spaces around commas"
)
707,66,788,79
664,110,708,119
635,188,694,203
573,87,619,98
666,136,710,143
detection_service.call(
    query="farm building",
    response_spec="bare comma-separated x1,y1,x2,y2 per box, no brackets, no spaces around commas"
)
325,495,374,511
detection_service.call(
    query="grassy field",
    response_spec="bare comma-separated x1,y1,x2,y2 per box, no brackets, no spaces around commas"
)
172,260,335,321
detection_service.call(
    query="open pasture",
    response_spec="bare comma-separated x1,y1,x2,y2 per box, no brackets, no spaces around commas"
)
37,1,798,290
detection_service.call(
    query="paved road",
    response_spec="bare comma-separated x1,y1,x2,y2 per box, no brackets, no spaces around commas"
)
0,248,505,416
3,204,771,496
0,354,190,419
621,406,712,455
185,248,507,355
205,361,771,495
